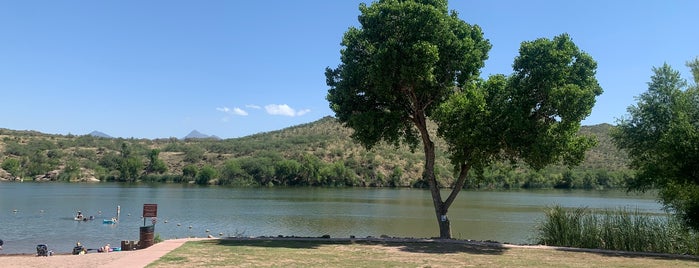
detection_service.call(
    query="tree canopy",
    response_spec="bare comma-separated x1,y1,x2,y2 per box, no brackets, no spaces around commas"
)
326,0,490,151
327,0,601,238
613,59,699,230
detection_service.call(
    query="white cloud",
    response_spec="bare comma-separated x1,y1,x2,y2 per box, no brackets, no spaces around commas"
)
265,104,310,117
232,107,248,116
245,104,261,109
217,106,248,116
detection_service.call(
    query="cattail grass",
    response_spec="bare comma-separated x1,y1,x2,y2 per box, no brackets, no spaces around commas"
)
536,205,699,255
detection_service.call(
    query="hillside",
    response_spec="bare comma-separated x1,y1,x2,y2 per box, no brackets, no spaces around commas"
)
0,117,631,189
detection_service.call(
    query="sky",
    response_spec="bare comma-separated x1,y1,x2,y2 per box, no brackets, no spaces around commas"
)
1,1,697,139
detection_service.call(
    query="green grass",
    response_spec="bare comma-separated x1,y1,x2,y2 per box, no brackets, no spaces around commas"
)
147,239,699,268
536,205,699,255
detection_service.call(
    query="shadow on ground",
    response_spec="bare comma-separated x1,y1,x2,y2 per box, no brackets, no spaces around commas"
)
210,238,507,255
390,241,506,255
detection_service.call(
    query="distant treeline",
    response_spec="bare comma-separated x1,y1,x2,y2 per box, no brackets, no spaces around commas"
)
0,117,632,190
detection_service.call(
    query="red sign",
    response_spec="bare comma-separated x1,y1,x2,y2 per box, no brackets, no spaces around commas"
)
143,204,158,217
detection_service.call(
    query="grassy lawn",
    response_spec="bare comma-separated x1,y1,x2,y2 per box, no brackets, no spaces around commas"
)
147,239,699,268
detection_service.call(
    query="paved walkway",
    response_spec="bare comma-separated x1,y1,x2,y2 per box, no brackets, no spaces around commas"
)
101,238,208,268
0,238,212,268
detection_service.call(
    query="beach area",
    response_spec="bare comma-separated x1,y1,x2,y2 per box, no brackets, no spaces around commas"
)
0,238,210,268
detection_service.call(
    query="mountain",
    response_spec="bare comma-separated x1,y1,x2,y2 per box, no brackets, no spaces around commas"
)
183,130,219,140
88,131,112,138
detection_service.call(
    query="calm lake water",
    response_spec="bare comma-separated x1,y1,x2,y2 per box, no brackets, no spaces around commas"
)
0,182,662,254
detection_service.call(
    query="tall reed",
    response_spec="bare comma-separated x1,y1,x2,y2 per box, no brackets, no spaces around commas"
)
536,205,699,255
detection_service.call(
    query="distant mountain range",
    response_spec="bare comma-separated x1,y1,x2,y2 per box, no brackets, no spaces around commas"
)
184,130,220,140
88,131,113,138
86,130,220,140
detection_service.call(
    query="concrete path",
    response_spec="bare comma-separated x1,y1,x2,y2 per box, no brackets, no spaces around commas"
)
101,238,209,268
0,238,212,268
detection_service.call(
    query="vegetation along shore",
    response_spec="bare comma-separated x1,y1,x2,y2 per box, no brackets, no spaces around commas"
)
0,117,629,190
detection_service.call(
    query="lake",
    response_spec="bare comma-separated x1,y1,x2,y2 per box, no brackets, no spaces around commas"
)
0,182,662,254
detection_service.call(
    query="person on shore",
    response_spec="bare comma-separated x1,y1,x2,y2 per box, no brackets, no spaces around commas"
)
73,242,87,255
99,243,111,253
0,239,4,250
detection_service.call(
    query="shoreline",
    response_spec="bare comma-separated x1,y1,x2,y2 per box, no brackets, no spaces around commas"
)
3,236,698,261
2,236,698,268
0,238,210,268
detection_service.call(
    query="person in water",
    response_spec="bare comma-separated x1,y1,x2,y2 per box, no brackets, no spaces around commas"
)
76,211,83,220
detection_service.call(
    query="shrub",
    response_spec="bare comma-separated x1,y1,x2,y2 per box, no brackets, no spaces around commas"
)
536,205,699,255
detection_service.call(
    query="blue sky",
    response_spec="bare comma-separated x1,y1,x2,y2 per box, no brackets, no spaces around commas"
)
1,1,697,139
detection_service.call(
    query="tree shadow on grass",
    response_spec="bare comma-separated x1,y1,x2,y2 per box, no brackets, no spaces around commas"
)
213,238,350,249
211,238,507,255
386,241,507,255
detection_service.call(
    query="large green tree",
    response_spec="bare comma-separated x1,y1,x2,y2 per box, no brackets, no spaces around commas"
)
613,59,699,230
327,0,601,238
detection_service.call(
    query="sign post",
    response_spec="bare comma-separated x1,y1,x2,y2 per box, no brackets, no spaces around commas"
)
143,204,158,226
139,203,158,249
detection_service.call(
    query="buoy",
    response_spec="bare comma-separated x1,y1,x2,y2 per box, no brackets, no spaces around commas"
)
164,220,168,223
205,229,210,233
12,209,18,213
188,225,192,229
219,233,223,236
177,223,181,226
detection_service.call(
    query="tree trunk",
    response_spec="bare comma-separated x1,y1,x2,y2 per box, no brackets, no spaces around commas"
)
436,203,452,238
414,113,452,239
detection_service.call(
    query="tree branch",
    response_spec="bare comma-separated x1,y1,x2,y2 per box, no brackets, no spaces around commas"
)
444,162,471,209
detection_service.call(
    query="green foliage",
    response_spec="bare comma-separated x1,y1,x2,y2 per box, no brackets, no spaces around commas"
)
99,152,122,171
1,157,20,177
154,233,163,244
275,159,302,185
319,161,356,187
238,157,275,186
119,156,143,182
219,160,253,186
456,34,601,171
327,0,601,238
537,205,699,255
196,165,217,185
24,151,58,176
183,145,205,163
326,0,493,238
1,117,627,188
57,160,81,181
146,149,167,175
613,60,699,230
2,141,27,156
326,0,490,151
182,164,197,180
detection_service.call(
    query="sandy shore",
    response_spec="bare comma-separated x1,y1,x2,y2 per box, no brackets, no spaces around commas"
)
0,238,212,268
